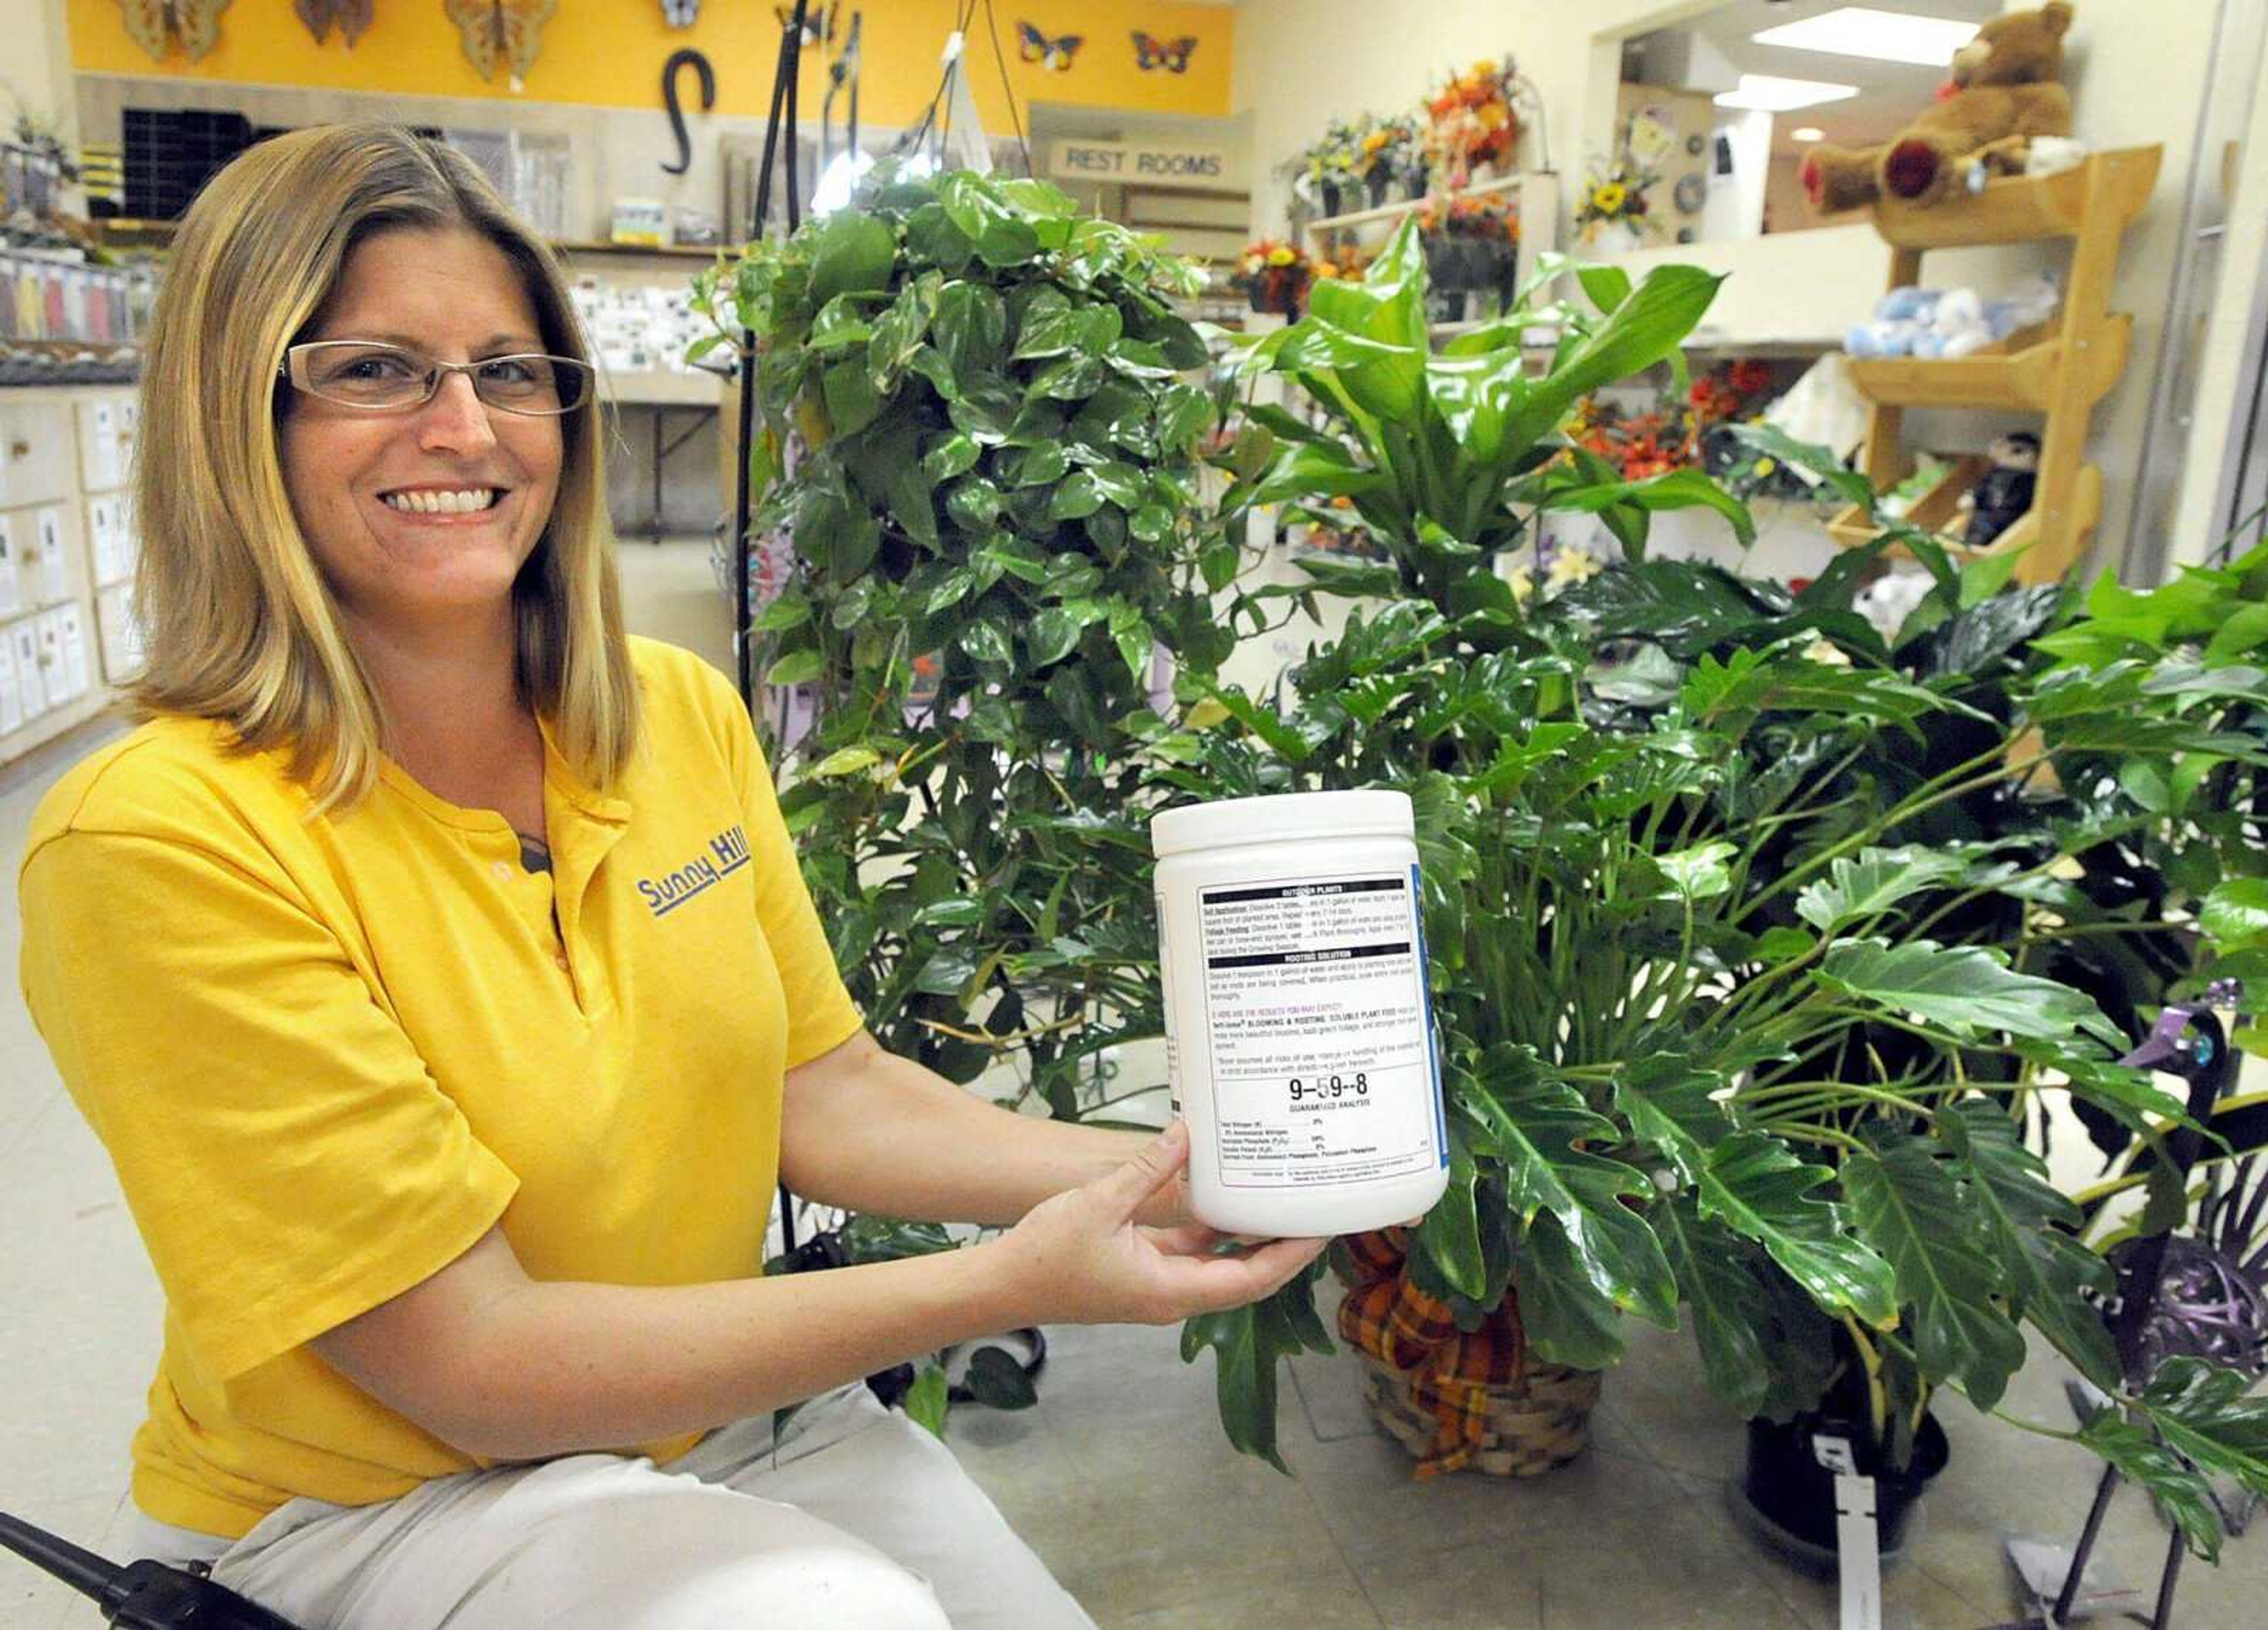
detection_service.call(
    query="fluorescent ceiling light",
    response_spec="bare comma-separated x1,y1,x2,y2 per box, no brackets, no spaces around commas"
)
1791,126,1827,143
1752,7,1980,67
1712,74,1861,112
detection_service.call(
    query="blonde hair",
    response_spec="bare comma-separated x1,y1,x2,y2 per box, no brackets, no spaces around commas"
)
131,120,638,809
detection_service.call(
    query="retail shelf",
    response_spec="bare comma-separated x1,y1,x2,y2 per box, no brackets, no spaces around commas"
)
1844,316,2129,412
92,219,728,260
1870,146,2161,251
1302,171,1530,236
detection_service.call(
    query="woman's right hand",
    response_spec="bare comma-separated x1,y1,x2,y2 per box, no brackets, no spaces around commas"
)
990,1122,1329,1328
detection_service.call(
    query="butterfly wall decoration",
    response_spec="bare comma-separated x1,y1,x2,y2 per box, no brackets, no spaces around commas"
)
115,0,232,64
1017,22,1082,71
661,0,698,25
444,0,555,89
1132,31,1195,73
294,0,372,47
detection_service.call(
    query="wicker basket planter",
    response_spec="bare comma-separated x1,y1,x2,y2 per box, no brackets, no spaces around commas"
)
1334,1227,1604,1478
1357,1349,1602,1478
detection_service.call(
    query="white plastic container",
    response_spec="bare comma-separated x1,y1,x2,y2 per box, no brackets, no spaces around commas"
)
1151,791,1449,1238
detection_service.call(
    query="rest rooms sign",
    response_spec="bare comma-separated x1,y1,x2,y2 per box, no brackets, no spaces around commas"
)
1048,139,1243,193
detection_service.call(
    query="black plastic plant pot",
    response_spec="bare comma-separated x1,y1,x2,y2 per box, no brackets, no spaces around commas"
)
1734,1411,1951,1572
1366,169,1392,208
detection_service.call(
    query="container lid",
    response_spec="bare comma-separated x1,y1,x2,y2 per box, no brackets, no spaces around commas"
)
1151,790,1414,858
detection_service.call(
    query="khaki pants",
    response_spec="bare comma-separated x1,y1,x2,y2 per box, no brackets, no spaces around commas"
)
127,1383,1093,1629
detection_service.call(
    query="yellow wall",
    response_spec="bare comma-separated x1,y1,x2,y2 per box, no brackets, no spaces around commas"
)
67,0,1234,127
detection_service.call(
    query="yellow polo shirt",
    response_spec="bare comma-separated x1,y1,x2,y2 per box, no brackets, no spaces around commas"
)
19,637,863,1538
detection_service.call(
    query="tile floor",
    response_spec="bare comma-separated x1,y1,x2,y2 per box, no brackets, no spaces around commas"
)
3,540,2264,1628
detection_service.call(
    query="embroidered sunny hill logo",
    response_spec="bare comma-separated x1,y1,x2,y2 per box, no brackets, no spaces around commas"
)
637,824,751,917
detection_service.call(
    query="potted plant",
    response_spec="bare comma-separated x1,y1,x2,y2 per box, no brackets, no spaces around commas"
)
686,162,1234,1127
1161,229,2268,1563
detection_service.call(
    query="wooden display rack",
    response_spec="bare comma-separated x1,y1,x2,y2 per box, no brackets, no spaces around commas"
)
1827,145,2161,582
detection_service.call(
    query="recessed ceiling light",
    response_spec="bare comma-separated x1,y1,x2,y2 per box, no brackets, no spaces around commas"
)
1712,74,1862,113
1752,7,1980,67
1791,126,1827,143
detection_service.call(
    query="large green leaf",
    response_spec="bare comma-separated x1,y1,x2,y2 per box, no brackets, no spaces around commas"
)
1843,1134,2027,1410
1795,846,1974,937
2081,1358,2268,1563
2203,878,2268,953
1455,1049,1678,1328
1415,1127,1485,1301
1615,1055,1734,1185
1507,265,1725,449
1541,467,1757,549
1181,1267,1334,1472
1694,1133,1898,1327
1509,1211,1630,1370
1819,938,2122,1046
1937,1103,2120,1392
806,212,897,307
1306,214,1429,352
1657,1195,1772,1417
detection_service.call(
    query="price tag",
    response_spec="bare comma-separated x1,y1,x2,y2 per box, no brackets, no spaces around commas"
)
1813,1435,1882,1630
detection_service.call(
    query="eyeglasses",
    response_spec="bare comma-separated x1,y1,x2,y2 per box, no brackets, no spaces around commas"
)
281,341,594,416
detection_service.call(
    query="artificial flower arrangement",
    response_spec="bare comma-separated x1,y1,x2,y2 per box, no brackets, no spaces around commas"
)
1424,57,1521,191
1358,114,1425,204
1575,153,1659,246
1292,118,1368,217
1230,238,1315,317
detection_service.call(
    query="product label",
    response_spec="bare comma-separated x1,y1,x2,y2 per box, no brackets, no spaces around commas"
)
1195,868,1445,1189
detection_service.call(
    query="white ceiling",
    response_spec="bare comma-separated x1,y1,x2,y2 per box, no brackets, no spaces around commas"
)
1627,0,2005,148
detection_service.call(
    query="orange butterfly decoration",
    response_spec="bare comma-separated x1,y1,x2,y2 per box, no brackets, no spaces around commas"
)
295,0,373,46
115,0,232,63
444,0,556,89
1132,31,1196,73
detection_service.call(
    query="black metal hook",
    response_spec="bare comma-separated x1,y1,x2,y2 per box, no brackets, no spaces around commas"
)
662,49,716,177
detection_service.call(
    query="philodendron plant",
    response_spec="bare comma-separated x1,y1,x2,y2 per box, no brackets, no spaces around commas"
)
1166,227,2268,1559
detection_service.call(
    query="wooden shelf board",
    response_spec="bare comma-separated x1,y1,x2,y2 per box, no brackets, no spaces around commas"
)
1871,145,2162,251
1826,461,2101,573
1844,316,2129,412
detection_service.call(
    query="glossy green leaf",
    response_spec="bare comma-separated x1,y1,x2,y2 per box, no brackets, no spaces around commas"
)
957,618,1012,667
1657,1195,1772,1417
1694,1133,1898,1327
1182,1267,1334,1473
1455,1050,1678,1328
806,212,896,306
921,432,981,483
821,359,884,439
1049,470,1107,520
767,649,823,686
1843,1135,2026,1410
903,1364,950,1438
2204,878,2268,953
933,282,1008,376
1820,938,2122,1046
1796,846,1974,937
1937,1103,2120,1393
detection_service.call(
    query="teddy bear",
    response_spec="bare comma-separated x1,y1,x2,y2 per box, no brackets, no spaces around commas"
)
1801,2,2075,215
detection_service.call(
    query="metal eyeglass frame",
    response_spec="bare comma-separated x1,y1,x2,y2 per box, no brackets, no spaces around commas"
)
278,341,595,416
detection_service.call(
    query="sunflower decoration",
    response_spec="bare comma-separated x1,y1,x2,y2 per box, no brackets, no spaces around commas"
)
1575,153,1659,244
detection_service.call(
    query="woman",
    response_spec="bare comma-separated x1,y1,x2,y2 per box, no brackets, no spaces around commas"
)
18,122,1324,1630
